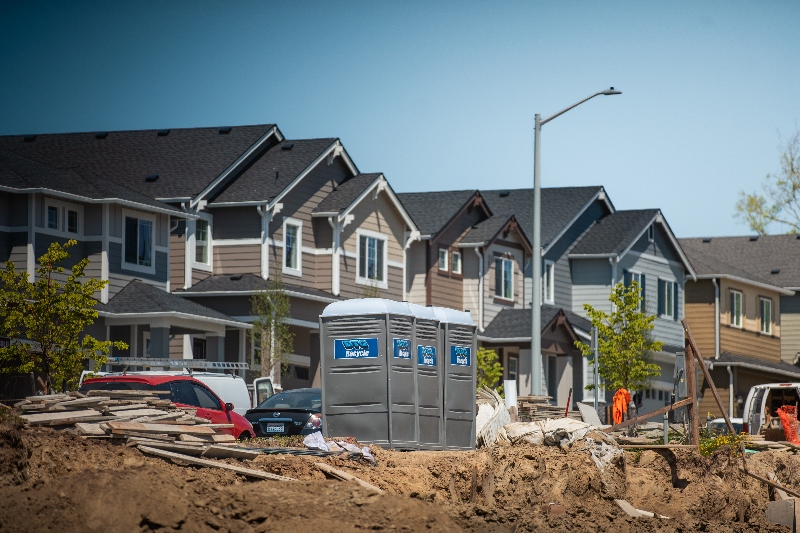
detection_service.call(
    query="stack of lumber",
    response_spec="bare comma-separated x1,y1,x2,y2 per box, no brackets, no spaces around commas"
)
516,396,583,422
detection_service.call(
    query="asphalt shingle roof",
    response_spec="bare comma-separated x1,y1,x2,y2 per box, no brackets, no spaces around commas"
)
678,235,800,288
0,148,181,213
460,215,515,246
570,209,659,256
482,186,605,247
712,351,800,377
100,281,242,323
313,173,381,214
396,190,478,237
175,273,339,301
0,125,276,200
481,305,591,340
211,138,339,204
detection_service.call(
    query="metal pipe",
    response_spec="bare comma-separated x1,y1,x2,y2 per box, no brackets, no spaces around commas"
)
532,113,543,395
726,365,734,417
712,278,720,359
474,246,484,331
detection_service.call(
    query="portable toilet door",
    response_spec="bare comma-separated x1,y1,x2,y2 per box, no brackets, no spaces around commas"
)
319,298,394,447
434,307,477,450
387,306,418,449
408,303,443,450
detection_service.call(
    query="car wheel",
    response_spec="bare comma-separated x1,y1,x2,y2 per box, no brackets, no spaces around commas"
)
238,431,252,441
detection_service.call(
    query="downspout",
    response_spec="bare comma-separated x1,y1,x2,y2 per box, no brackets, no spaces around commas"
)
712,278,720,359
609,256,618,311
328,217,341,296
257,205,269,280
101,203,110,303
27,194,35,280
181,202,192,289
726,365,734,417
474,246,484,331
402,230,421,302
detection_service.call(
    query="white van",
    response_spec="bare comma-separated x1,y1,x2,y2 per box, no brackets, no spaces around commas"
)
189,373,253,417
742,382,800,436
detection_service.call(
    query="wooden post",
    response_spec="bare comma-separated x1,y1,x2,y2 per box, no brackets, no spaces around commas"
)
684,339,700,446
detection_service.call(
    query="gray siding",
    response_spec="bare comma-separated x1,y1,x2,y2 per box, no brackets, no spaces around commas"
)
0,191,28,226
84,204,103,236
571,258,613,314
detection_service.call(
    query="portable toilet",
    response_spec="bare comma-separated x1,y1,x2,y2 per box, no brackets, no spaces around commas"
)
408,303,444,450
319,298,416,448
433,307,477,450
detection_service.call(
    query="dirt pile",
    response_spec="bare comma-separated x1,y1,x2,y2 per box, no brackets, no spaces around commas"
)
0,420,797,532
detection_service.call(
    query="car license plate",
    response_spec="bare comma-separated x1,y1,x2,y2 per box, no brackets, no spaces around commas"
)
266,423,284,433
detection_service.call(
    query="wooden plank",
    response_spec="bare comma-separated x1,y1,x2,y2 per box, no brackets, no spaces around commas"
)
610,399,693,432
202,446,261,460
178,433,236,443
203,424,234,429
74,423,107,436
682,320,736,435
768,472,791,501
111,408,169,418
106,421,216,435
739,468,800,499
683,339,701,446
107,403,149,412
21,409,102,424
130,441,207,455
121,431,174,441
138,446,295,481
315,463,383,493
55,397,110,407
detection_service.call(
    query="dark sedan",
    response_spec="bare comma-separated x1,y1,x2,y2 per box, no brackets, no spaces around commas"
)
245,387,322,437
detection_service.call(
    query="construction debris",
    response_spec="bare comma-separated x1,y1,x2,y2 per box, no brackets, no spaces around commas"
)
516,395,582,422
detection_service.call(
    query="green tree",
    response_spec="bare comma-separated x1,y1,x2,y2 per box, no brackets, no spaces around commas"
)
0,240,127,393
575,281,663,392
735,129,800,234
476,347,504,394
250,272,294,381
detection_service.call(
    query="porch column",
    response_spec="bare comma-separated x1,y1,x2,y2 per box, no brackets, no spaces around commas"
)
150,327,170,359
206,334,225,362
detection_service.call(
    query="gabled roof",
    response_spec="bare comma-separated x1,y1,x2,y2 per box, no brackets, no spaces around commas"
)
570,209,659,255
480,304,591,342
679,235,800,290
0,148,182,215
313,173,383,214
174,273,340,303
482,186,612,249
209,138,357,206
98,280,247,328
459,214,532,253
0,125,279,201
396,190,481,237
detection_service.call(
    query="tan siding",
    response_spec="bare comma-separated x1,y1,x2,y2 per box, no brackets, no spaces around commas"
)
267,251,324,291
431,270,463,310
170,233,185,290
698,367,732,419
192,269,210,285
340,193,406,264
337,255,402,301
406,240,427,305
169,335,185,359
315,253,332,293
483,243,525,326
720,326,781,362
213,244,260,275
781,313,800,363
718,279,781,362
684,279,717,358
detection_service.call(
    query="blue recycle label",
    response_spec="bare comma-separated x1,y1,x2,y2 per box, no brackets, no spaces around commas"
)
393,338,411,359
417,345,437,366
450,345,471,366
333,338,379,359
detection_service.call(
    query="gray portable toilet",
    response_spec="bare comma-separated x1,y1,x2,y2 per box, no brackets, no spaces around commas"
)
408,303,444,450
433,307,477,450
319,298,415,448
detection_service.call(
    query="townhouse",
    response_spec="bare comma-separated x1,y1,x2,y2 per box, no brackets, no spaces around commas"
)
0,125,418,391
680,235,800,418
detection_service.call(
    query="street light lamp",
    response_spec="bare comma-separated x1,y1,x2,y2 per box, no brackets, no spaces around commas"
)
530,87,621,397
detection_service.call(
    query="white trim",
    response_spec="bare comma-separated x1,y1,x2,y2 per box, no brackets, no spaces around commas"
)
387,259,403,269
101,203,109,303
0,185,189,218
190,126,282,209
438,247,449,271
355,228,389,289
268,140,358,211
543,259,555,304
44,197,84,237
452,250,462,275
98,310,251,329
212,238,262,246
494,256,514,302
121,208,157,275
759,296,773,335
730,289,743,328
659,278,676,319
478,335,531,343
232,316,320,330
190,213,213,272
282,217,303,278
543,187,614,255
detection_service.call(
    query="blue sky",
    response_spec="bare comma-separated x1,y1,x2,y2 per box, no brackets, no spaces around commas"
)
2,2,799,237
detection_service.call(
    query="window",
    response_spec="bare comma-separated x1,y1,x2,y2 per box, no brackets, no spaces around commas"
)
47,206,58,229
282,218,302,276
760,297,772,334
191,383,221,409
123,212,154,271
67,210,78,234
195,219,209,265
648,225,654,242
659,279,677,319
507,355,518,381
494,257,513,300
628,271,646,313
730,290,742,328
357,231,386,287
438,248,448,271
192,338,206,359
547,355,558,401
142,331,151,358
452,251,462,275
543,260,555,304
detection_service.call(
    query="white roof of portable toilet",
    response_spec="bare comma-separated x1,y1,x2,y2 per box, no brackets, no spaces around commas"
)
431,307,475,326
321,298,412,317
405,302,438,321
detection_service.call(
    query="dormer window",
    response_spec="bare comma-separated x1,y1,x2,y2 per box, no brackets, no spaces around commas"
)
44,199,82,236
438,249,448,271
648,225,654,242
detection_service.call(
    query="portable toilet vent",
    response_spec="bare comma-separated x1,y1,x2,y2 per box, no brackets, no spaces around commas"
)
319,298,415,448
433,307,477,450
408,303,444,450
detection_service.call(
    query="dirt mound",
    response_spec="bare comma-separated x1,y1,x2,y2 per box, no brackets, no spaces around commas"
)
1,421,798,532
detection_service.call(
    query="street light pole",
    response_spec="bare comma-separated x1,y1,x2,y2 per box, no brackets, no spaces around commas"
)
530,87,621,397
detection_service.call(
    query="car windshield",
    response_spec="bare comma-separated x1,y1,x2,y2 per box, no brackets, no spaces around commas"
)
257,389,321,410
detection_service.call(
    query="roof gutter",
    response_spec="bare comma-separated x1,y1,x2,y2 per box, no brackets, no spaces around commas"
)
706,359,800,380
97,311,251,329
695,274,794,295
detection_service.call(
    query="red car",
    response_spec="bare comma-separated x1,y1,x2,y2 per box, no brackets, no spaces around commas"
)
79,374,254,439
